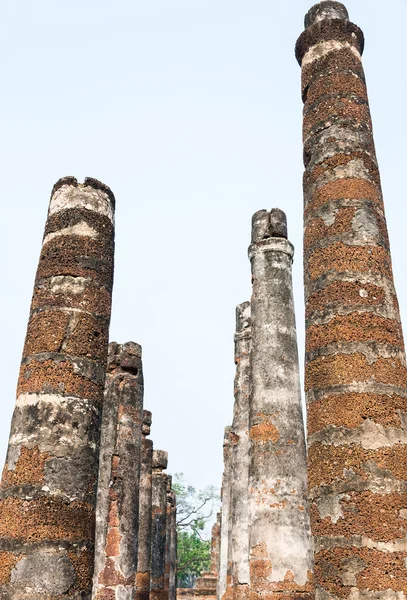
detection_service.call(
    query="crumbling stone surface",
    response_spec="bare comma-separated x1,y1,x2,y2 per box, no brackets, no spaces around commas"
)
136,410,154,600
164,477,177,600
229,303,251,600
248,209,313,600
0,177,115,598
92,342,144,599
218,429,233,600
151,450,169,600
296,3,407,598
169,489,177,600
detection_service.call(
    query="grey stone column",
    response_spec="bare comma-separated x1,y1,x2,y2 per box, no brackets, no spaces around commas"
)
211,514,221,580
151,450,169,600
248,209,313,600
230,302,251,600
136,410,154,600
93,342,144,599
169,493,177,600
0,177,115,598
217,428,232,600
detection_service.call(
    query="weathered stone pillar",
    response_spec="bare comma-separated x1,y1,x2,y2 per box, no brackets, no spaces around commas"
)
218,428,232,600
136,410,154,600
93,342,144,599
211,513,221,580
296,2,407,597
248,209,313,600
230,302,251,600
165,476,174,594
0,177,115,597
169,491,177,600
151,450,169,600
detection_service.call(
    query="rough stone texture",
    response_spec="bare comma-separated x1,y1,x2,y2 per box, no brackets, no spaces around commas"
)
230,303,251,600
212,514,221,580
93,342,144,599
218,429,233,600
0,177,115,598
248,210,313,600
296,4,407,599
151,450,169,600
165,477,175,595
169,490,177,600
136,410,154,600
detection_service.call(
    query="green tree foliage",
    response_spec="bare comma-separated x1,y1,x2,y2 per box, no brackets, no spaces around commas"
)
172,474,219,588
176,531,211,588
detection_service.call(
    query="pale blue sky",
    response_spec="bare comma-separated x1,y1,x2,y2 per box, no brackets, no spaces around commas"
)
0,1,406,492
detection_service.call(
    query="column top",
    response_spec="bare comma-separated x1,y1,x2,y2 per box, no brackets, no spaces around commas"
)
248,208,294,261
153,449,168,470
304,1,349,28
251,208,287,243
142,410,152,435
235,302,251,335
107,341,142,375
296,2,364,65
51,176,116,210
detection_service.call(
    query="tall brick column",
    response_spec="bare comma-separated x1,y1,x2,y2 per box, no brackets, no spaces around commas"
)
296,2,407,597
136,410,154,600
248,209,313,600
218,428,233,600
230,302,251,600
151,450,169,600
0,177,115,597
93,342,144,599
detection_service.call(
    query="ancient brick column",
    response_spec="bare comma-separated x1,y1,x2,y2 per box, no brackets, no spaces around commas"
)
296,2,407,597
93,342,144,599
136,410,154,600
229,302,251,600
151,450,169,600
218,428,232,600
248,209,313,600
0,177,115,597
169,491,177,600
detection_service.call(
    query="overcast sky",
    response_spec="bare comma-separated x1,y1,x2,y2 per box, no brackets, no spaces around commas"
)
0,0,406,496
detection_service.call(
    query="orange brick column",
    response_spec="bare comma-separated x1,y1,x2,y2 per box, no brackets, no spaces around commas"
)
296,2,407,597
0,177,115,597
93,342,144,599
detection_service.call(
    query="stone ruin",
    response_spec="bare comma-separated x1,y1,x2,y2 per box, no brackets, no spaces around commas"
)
0,2,406,599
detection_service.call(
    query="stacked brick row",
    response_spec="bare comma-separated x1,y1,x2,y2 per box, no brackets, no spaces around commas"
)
296,1,407,598
217,210,313,600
